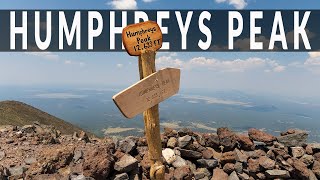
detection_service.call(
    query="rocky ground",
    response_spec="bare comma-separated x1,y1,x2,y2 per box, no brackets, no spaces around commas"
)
0,123,320,180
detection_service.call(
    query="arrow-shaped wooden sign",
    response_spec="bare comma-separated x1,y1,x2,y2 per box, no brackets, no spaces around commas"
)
113,68,180,119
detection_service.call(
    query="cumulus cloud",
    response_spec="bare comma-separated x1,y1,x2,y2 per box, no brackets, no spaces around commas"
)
215,0,247,9
25,52,59,61
64,60,86,67
289,52,320,74
306,52,320,66
286,29,315,44
117,63,124,68
156,53,285,73
107,0,137,9
233,36,271,50
308,52,320,59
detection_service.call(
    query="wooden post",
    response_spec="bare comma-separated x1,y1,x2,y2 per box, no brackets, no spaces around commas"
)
114,21,180,179
139,50,165,180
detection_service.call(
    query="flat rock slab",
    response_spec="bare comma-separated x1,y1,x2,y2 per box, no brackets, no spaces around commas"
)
179,149,202,159
277,131,308,147
266,170,290,179
114,154,138,173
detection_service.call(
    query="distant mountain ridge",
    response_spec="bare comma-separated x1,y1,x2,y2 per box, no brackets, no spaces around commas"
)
0,100,88,135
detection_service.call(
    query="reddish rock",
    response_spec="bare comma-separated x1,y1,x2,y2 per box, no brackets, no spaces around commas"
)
248,158,260,173
220,151,236,164
280,129,296,136
212,168,228,180
306,145,313,155
114,154,138,173
202,149,213,159
113,150,125,161
312,160,320,178
32,174,64,180
291,147,305,158
223,163,235,174
258,156,275,170
203,133,220,149
164,167,175,180
292,159,310,179
83,147,114,179
234,149,248,163
266,150,275,160
237,134,254,151
276,156,294,172
313,152,320,162
140,153,151,175
272,148,290,159
210,148,222,160
248,128,276,145
27,146,74,175
174,166,192,179
300,154,314,167
217,128,237,151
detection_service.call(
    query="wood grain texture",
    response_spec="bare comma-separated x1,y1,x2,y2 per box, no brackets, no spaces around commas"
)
122,21,162,56
112,67,180,119
139,51,165,180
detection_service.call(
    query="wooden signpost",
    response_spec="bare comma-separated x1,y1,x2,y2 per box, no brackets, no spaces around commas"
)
113,68,180,119
112,21,181,180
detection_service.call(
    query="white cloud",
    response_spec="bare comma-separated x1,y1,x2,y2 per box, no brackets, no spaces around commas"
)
308,52,320,59
306,52,320,67
107,0,137,9
305,57,320,66
117,63,124,68
234,36,271,50
25,52,59,61
286,29,315,44
156,53,285,73
215,0,247,9
64,60,86,67
289,52,320,74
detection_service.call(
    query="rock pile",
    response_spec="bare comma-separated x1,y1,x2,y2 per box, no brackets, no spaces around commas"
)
0,123,320,180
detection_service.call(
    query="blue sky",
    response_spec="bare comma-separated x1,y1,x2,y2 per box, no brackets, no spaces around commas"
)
1,0,320,98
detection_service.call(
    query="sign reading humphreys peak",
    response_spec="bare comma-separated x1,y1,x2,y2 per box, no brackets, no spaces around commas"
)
122,21,162,56
1,10,319,52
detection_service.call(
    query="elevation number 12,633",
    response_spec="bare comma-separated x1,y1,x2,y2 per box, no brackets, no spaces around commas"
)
133,38,161,52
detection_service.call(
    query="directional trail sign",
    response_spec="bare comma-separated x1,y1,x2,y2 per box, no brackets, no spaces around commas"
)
122,21,162,56
113,20,180,180
113,68,180,119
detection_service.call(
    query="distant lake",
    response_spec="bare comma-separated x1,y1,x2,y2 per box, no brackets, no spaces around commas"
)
1,86,319,142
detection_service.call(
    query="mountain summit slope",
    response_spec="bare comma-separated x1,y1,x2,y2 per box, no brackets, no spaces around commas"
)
0,100,86,135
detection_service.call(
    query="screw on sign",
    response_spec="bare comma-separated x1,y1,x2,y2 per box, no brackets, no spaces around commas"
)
113,21,181,180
